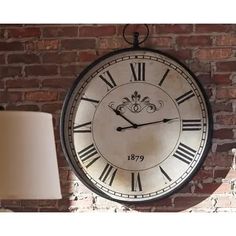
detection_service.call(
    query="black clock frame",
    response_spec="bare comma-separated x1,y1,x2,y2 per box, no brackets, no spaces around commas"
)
60,46,213,204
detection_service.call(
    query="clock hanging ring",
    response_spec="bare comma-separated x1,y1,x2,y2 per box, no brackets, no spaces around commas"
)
60,24,213,203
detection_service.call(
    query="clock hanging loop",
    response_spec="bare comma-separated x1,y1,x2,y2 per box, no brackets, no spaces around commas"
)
122,24,150,48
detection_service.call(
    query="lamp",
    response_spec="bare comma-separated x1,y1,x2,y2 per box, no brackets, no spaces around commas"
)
0,111,61,209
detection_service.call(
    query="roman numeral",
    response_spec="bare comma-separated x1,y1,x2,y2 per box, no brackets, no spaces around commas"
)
131,172,142,192
173,143,196,165
159,166,172,182
73,121,91,133
81,97,100,104
175,90,195,105
182,119,202,131
99,70,117,89
130,62,145,81
99,163,117,186
78,144,100,168
158,69,170,86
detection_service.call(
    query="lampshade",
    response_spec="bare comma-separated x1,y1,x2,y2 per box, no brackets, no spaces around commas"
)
0,111,62,199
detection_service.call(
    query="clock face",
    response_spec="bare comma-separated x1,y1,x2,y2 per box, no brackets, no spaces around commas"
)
60,48,212,202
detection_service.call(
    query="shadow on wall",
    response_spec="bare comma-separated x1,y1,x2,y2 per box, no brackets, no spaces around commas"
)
124,151,236,212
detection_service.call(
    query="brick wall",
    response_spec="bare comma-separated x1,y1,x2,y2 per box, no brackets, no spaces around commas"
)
0,24,236,212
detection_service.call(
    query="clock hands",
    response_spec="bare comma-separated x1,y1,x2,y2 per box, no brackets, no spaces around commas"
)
108,103,138,128
116,117,179,131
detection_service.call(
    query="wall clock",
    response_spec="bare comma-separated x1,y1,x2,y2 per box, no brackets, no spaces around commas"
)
60,26,212,203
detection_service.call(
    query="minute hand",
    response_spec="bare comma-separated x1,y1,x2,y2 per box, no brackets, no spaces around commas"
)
116,118,178,131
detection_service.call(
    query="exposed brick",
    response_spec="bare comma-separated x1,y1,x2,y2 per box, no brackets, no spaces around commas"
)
195,182,230,194
213,74,231,85
25,65,58,76
99,38,126,49
216,88,236,99
176,36,212,47
0,28,5,38
41,103,62,113
163,49,192,61
6,91,23,102
145,37,173,48
216,142,236,152
42,52,78,64
8,53,40,64
213,129,234,139
42,78,74,88
6,104,40,111
174,196,209,208
79,26,116,37
216,61,236,72
156,24,193,34
0,54,5,64
61,39,96,50
215,35,236,46
195,24,232,33
79,51,97,62
25,91,58,102
216,114,236,125
25,40,59,51
197,74,212,85
6,78,39,88
7,27,41,38
0,41,24,51
43,26,78,37
60,65,83,76
211,102,232,113
195,48,232,60
0,66,22,78
189,60,211,73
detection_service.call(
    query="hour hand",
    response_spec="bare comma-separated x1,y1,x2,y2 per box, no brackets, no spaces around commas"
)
108,103,137,127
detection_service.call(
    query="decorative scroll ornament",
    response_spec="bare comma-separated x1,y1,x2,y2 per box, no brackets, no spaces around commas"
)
111,91,163,114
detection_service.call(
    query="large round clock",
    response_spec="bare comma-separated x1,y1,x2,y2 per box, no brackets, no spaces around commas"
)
60,47,212,203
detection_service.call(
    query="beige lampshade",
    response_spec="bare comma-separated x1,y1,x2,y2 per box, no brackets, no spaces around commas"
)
0,111,62,199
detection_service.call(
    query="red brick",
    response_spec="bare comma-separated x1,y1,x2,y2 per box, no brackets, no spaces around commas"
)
0,54,5,64
176,36,212,47
25,91,58,102
6,78,39,88
197,74,212,85
0,41,24,51
156,24,193,34
216,142,236,152
195,48,232,60
211,102,232,112
7,91,23,102
213,129,234,139
216,114,236,125
189,60,211,73
8,53,40,64
25,65,58,76
118,24,152,35
192,169,213,181
25,40,59,51
0,80,4,89
0,29,5,38
42,78,74,88
163,49,192,61
195,24,232,33
42,52,79,64
98,38,126,49
174,196,209,208
213,74,231,85
145,37,173,48
215,35,236,46
41,103,62,113
0,66,22,78
216,88,236,99
79,26,116,37
7,27,40,38
60,65,83,76
6,104,40,111
43,26,78,37
212,152,233,167
195,182,230,194
214,169,231,179
61,39,96,50
216,61,236,72
79,51,97,62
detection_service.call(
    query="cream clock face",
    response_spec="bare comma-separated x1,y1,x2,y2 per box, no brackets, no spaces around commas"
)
61,48,212,202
